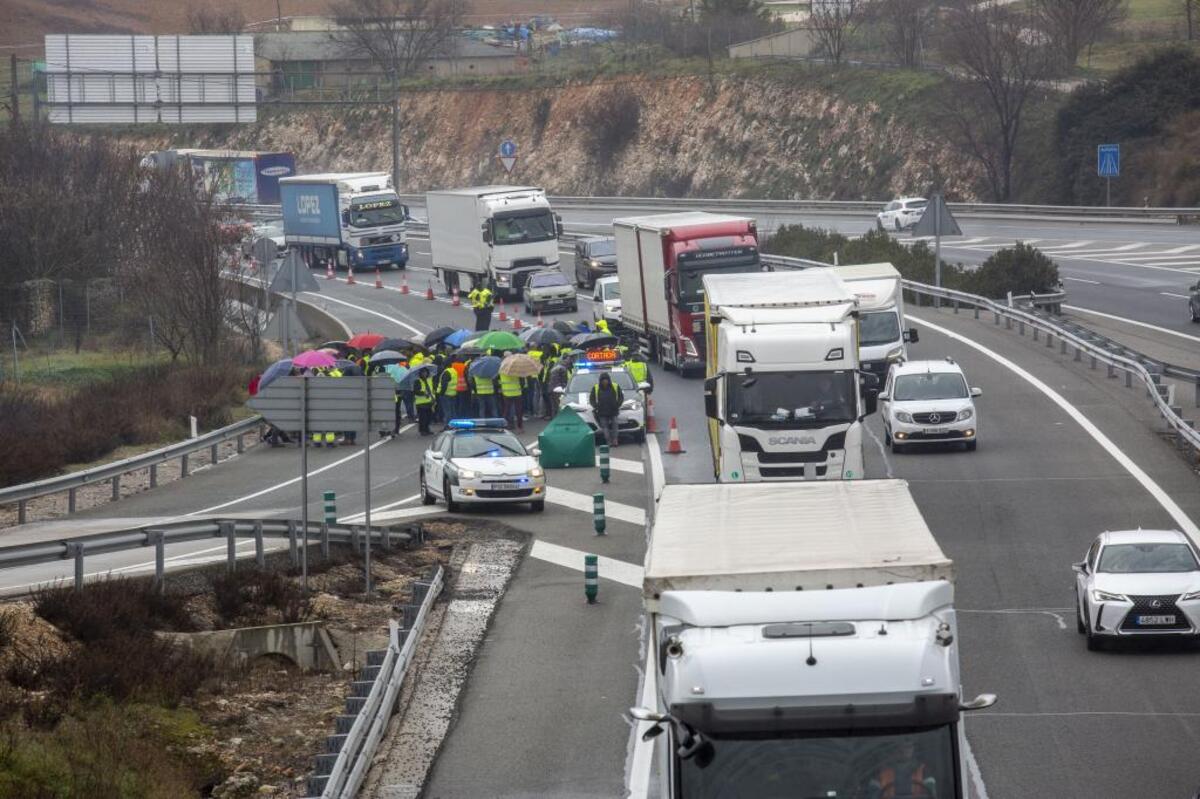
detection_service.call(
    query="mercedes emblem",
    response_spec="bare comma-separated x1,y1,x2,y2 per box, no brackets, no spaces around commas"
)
928,413,941,424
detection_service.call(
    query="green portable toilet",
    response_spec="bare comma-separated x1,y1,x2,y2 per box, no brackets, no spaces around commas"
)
538,406,596,468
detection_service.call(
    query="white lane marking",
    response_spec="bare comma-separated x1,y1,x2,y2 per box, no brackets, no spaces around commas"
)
1115,258,1200,267
357,506,443,523
181,428,413,518
1062,305,1200,345
1161,291,1191,299
909,314,1199,538
963,733,991,799
865,424,894,479
1095,259,1200,275
610,456,645,475
1062,277,1100,285
1036,241,1095,250
1065,242,1147,254
338,493,421,524
958,608,1068,630
305,291,424,335
626,643,657,799
528,538,643,587
546,486,646,526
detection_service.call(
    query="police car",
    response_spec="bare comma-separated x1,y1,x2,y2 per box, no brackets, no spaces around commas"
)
558,350,650,443
419,419,546,512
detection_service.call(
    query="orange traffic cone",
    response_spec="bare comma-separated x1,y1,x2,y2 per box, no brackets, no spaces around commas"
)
347,266,356,285
666,417,685,454
497,299,507,322
451,287,460,307
513,315,523,331
325,262,335,280
645,397,658,433
375,268,383,289
425,281,435,300
400,274,409,295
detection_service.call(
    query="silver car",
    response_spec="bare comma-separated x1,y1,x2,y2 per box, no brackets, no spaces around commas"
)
559,366,649,444
524,270,578,315
1073,529,1200,651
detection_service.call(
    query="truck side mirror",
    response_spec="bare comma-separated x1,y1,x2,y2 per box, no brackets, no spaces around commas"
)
703,376,718,419
341,211,350,225
863,390,879,417
482,223,492,245
904,328,919,344
401,204,411,220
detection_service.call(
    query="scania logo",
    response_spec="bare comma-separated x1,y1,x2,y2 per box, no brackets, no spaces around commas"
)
927,412,942,424
768,436,817,446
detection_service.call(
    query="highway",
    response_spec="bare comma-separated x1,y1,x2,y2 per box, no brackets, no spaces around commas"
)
3,208,1200,798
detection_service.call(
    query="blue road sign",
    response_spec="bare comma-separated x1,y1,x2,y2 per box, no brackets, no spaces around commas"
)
1097,144,1119,178
499,139,517,158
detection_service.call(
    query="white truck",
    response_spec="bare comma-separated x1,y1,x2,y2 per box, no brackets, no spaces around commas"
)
702,270,877,482
278,172,409,271
832,263,920,383
633,479,995,799
426,186,563,299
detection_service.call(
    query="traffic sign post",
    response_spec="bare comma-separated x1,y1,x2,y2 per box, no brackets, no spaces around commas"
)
912,193,962,304
498,138,518,174
1098,144,1119,207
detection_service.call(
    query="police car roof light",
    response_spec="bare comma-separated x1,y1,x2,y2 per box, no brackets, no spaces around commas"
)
447,418,508,429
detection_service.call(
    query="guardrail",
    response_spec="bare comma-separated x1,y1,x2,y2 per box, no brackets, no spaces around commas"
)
227,198,1200,225
901,281,1200,455
0,516,417,591
0,417,262,525
309,564,444,798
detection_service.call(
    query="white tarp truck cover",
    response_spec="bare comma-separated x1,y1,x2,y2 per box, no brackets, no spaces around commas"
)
643,479,953,604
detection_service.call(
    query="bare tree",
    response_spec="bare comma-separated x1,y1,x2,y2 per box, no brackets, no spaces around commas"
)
869,0,937,67
941,0,1055,202
328,0,466,188
809,0,871,64
1185,0,1200,40
1033,0,1126,70
187,5,248,34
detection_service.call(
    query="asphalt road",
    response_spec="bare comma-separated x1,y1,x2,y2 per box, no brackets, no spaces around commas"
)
4,214,1200,797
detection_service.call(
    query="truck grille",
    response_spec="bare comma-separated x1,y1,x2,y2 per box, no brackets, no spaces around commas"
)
511,258,545,269
912,411,958,424
363,234,397,246
759,465,829,478
1119,595,1191,631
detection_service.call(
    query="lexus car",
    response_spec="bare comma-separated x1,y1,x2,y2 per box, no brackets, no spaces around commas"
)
419,419,545,512
881,359,981,452
1073,530,1200,650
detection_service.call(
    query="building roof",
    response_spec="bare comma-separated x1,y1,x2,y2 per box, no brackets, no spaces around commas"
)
255,31,517,62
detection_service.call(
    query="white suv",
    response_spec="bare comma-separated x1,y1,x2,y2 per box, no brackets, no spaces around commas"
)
877,197,928,231
881,359,981,452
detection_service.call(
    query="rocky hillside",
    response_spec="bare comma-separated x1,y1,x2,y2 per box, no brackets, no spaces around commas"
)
134,72,985,201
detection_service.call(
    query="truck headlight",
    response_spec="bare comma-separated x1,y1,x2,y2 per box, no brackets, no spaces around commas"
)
957,408,974,421
497,274,510,285
886,346,904,361
895,411,913,423
590,259,601,267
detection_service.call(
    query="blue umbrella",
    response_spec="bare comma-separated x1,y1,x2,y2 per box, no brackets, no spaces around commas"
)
467,355,502,380
443,328,474,348
395,363,437,390
384,364,410,384
258,358,293,390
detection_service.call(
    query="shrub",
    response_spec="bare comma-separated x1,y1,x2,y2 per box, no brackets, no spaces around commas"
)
40,635,215,707
33,578,195,644
211,570,311,626
579,85,641,167
971,243,1060,299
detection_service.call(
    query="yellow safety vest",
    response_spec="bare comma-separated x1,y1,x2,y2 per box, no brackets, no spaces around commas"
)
472,375,494,395
410,352,425,367
473,288,493,310
627,360,647,383
498,373,523,398
414,376,435,406
468,288,480,305
595,320,610,333
440,369,458,397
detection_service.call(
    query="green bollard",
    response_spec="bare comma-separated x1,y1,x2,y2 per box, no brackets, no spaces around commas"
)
598,444,610,483
323,491,337,525
593,492,606,536
585,554,598,604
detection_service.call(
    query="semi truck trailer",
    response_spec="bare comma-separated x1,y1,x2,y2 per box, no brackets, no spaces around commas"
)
141,149,295,204
831,262,919,383
279,172,409,271
633,479,995,799
702,270,877,482
426,186,563,299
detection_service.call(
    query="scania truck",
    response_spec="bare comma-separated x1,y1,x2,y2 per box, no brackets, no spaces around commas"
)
832,262,920,383
614,213,760,376
279,173,409,271
633,479,996,799
702,270,876,482
426,186,564,299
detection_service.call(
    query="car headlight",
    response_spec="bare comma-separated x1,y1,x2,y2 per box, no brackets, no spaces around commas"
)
590,259,601,267
457,469,478,480
1092,589,1128,603
895,411,913,423
957,408,974,421
1180,590,1200,601
528,466,544,478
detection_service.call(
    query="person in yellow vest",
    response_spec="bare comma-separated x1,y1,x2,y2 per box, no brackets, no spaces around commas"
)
595,318,610,334
438,361,459,428
625,350,653,393
310,367,342,447
498,370,525,432
413,368,437,436
470,280,494,331
525,348,543,418
472,363,498,418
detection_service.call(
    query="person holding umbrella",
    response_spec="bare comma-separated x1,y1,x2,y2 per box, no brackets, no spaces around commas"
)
412,366,438,436
547,353,571,419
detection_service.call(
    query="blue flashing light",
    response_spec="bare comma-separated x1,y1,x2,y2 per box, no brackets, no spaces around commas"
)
447,418,508,429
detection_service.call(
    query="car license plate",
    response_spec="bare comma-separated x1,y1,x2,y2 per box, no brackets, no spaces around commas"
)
926,427,946,435
1137,614,1176,626
488,481,522,490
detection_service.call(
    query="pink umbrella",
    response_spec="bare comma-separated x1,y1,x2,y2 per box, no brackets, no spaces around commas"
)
292,350,337,368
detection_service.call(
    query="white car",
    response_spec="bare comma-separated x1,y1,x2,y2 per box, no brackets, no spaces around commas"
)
881,359,981,452
560,363,648,444
1073,530,1200,651
419,419,545,512
592,275,622,325
876,197,928,231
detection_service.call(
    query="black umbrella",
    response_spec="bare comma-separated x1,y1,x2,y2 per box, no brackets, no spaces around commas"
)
320,341,353,357
373,337,410,353
522,327,565,347
424,326,457,348
551,320,575,335
451,344,487,358
574,332,620,349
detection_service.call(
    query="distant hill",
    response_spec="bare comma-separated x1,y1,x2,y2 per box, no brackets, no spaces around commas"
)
0,0,627,50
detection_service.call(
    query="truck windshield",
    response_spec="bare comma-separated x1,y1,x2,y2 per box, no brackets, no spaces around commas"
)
348,198,405,228
678,726,957,799
492,210,557,245
860,310,901,347
679,259,761,309
726,371,856,427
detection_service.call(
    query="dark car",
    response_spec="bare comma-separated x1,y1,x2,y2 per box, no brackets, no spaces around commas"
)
573,236,617,288
1190,281,1200,322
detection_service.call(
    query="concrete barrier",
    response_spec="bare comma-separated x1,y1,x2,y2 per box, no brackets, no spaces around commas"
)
164,620,341,671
